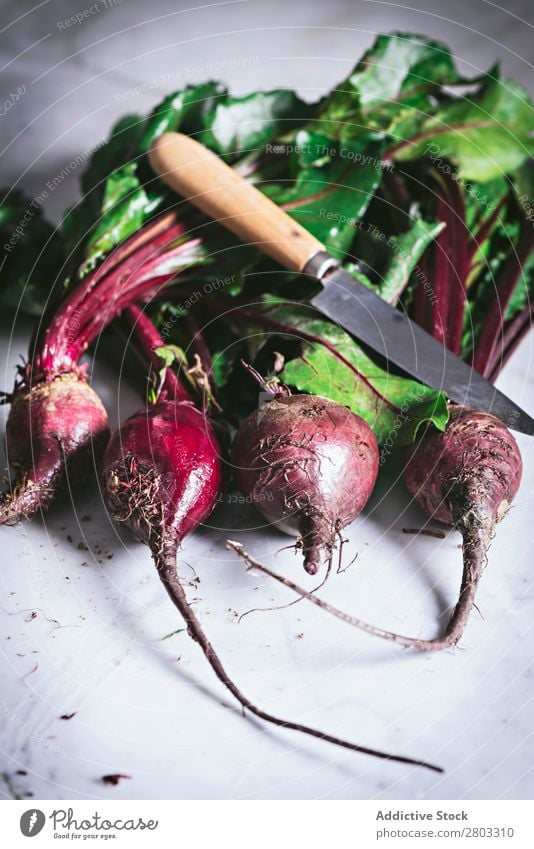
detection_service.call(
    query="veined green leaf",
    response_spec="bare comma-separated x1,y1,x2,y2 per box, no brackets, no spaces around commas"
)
75,163,150,276
312,32,467,140
263,131,382,256
393,76,534,181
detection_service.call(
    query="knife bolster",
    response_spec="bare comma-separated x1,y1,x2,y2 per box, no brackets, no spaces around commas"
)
302,251,340,280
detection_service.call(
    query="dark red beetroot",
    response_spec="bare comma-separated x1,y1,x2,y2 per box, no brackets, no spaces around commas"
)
102,400,222,553
1,375,108,524
102,303,218,558
232,394,379,575
401,406,522,649
0,212,196,524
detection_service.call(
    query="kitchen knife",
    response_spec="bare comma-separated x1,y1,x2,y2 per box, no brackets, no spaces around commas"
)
149,132,534,436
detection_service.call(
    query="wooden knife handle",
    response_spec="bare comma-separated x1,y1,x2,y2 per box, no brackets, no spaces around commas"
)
148,132,325,273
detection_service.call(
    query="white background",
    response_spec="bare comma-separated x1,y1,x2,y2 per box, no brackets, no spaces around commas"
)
0,0,533,801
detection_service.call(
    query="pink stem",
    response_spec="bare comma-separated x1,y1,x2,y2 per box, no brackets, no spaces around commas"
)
66,234,202,358
76,273,180,351
410,171,468,355
36,217,190,375
185,314,213,377
60,211,179,317
488,303,534,382
410,253,432,331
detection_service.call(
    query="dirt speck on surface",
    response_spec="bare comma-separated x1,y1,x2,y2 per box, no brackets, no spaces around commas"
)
102,773,131,786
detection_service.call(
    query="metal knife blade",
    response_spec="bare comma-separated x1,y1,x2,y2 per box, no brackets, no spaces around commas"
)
311,265,534,436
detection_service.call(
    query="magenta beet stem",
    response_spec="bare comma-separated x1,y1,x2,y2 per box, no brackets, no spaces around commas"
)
33,216,190,379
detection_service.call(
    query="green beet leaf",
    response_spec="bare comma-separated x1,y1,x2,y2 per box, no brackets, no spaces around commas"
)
375,218,445,304
198,89,315,157
74,163,151,276
313,32,467,140
392,76,534,181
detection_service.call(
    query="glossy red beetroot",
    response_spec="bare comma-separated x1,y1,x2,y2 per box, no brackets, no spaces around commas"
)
232,394,379,574
102,400,222,548
0,376,109,524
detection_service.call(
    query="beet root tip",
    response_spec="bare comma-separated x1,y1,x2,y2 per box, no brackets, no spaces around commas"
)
0,475,55,525
154,536,443,773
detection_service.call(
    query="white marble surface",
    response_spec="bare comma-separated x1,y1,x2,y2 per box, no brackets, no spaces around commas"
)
1,0,534,801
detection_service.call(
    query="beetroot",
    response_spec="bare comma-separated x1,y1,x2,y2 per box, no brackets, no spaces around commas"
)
102,400,222,550
401,406,522,650
1,375,108,524
232,394,379,574
103,401,438,770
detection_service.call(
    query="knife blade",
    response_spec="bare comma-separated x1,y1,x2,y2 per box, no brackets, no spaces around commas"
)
148,132,534,435
310,263,534,435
